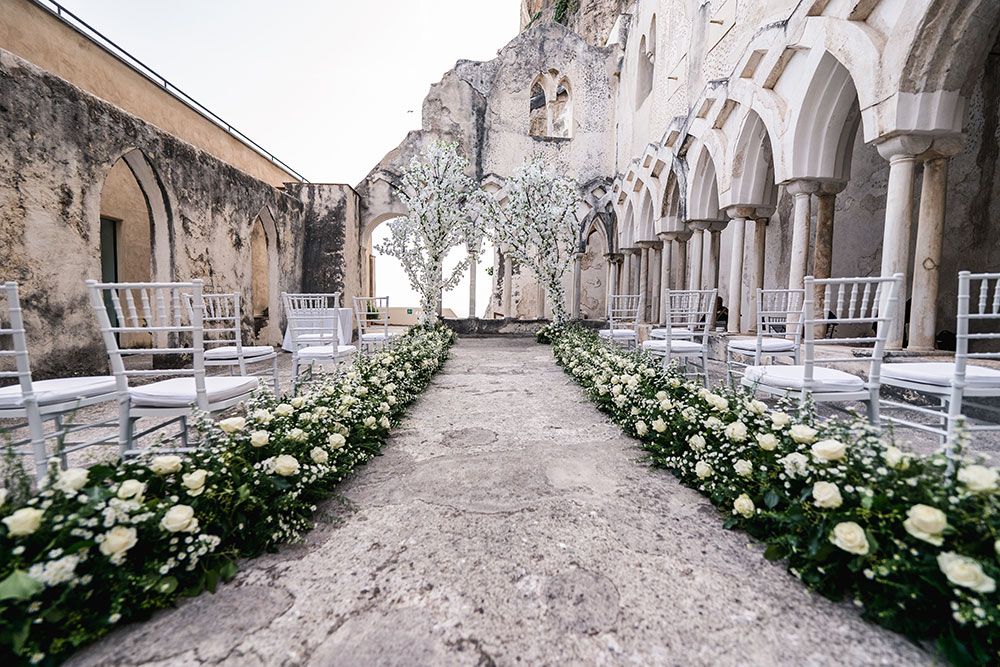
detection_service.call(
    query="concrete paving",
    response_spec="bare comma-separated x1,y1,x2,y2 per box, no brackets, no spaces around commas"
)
70,337,931,666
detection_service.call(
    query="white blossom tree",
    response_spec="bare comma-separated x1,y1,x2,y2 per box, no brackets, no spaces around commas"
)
375,141,484,325
480,160,580,324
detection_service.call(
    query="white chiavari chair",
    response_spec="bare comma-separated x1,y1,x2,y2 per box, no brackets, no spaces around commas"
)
726,288,804,386
642,289,717,386
881,271,1000,457
0,282,117,479
743,274,902,423
282,292,356,383
353,296,396,352
598,294,641,348
87,280,258,455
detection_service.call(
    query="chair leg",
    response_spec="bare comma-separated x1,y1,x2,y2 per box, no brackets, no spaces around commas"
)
53,414,68,470
118,397,133,457
272,356,280,395
179,416,189,449
25,403,48,481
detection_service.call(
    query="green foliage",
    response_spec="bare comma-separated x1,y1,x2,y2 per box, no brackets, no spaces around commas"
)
552,328,999,665
553,0,579,25
0,326,456,664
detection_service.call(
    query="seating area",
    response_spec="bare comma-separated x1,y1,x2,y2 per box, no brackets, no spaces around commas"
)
603,269,1000,456
0,280,401,479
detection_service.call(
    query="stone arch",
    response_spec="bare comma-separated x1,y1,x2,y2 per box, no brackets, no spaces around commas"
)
729,108,778,209
619,199,636,249
635,15,656,107
787,50,862,182
636,185,656,242
249,205,281,342
528,69,573,139
98,148,173,284
687,146,723,221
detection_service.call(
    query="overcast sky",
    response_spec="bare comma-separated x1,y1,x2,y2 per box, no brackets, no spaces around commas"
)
58,0,522,316
58,0,521,185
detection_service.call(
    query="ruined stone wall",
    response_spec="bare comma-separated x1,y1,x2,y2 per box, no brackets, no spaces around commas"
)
520,0,629,47
0,49,304,377
287,183,362,305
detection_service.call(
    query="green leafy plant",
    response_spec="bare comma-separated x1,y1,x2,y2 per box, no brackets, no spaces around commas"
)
552,328,998,665
0,326,456,664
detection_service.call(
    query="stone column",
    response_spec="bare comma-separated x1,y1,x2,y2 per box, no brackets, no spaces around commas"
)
877,135,933,349
706,229,722,290
674,234,690,290
785,179,819,289
571,252,583,321
908,137,963,350
606,253,621,303
536,283,546,320
649,246,662,323
658,234,673,324
502,248,514,318
743,215,769,332
622,249,634,294
687,228,704,290
631,249,642,295
638,245,650,321
468,252,478,319
725,207,754,333
811,182,846,335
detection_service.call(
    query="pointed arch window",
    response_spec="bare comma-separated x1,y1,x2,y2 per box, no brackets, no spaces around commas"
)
636,16,656,107
528,69,573,139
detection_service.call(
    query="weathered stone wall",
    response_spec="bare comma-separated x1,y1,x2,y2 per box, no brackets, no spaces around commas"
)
520,0,629,47
0,49,304,377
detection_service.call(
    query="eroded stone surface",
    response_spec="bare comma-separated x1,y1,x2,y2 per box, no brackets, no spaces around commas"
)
71,338,932,666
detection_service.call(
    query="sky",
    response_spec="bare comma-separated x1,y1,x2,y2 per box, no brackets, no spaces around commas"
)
58,0,521,316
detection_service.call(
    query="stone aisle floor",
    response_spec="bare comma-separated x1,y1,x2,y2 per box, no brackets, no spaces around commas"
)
71,338,931,667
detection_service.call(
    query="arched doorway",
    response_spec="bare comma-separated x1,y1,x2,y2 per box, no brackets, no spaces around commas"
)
248,207,281,343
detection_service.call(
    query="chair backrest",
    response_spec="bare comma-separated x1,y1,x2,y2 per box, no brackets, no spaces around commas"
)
955,271,1000,372
353,296,389,337
86,280,209,410
282,292,342,350
0,283,37,405
185,292,244,358
757,288,804,346
663,289,717,345
802,274,902,388
607,294,640,332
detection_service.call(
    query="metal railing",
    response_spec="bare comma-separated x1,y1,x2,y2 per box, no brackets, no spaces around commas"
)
31,0,308,182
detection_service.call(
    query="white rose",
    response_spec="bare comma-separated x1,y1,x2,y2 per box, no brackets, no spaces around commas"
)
829,521,870,555
2,507,44,536
756,433,778,451
218,417,246,433
117,479,146,502
652,418,667,433
160,505,198,533
771,412,791,429
271,454,300,477
780,452,809,478
812,481,843,509
310,447,329,464
733,459,753,478
290,397,306,409
694,461,713,479
287,428,308,443
635,421,648,436
149,455,183,475
182,469,208,497
748,400,767,415
363,416,377,428
790,424,818,444
733,493,755,518
252,408,272,424
882,446,906,469
705,417,723,430
903,504,947,546
275,403,294,417
250,430,270,448
99,525,138,561
659,399,674,412
725,421,748,442
328,433,346,449
655,390,668,401
356,386,368,396
379,416,390,429
811,439,846,462
937,552,996,593
688,434,706,452
53,468,89,494
957,465,998,493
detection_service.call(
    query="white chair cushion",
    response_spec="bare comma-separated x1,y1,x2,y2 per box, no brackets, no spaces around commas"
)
204,345,275,361
598,329,637,339
298,333,337,342
0,376,116,409
744,365,865,393
361,332,397,341
649,327,695,339
129,376,258,408
882,362,1000,389
297,344,357,360
727,337,796,353
642,339,703,354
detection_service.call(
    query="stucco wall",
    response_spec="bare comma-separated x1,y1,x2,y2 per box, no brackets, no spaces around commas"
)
0,48,304,377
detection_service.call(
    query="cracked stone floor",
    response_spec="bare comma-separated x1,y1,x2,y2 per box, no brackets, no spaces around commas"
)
70,337,932,666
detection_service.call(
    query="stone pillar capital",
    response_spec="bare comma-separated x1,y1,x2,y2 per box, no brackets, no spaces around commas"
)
919,135,966,161
604,252,624,263
725,205,757,220
673,230,693,242
657,231,677,242
784,179,820,196
818,180,848,197
636,240,659,249
876,134,934,162
753,206,776,220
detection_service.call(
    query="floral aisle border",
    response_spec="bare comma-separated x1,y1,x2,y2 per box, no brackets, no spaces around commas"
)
549,327,998,665
0,326,456,665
